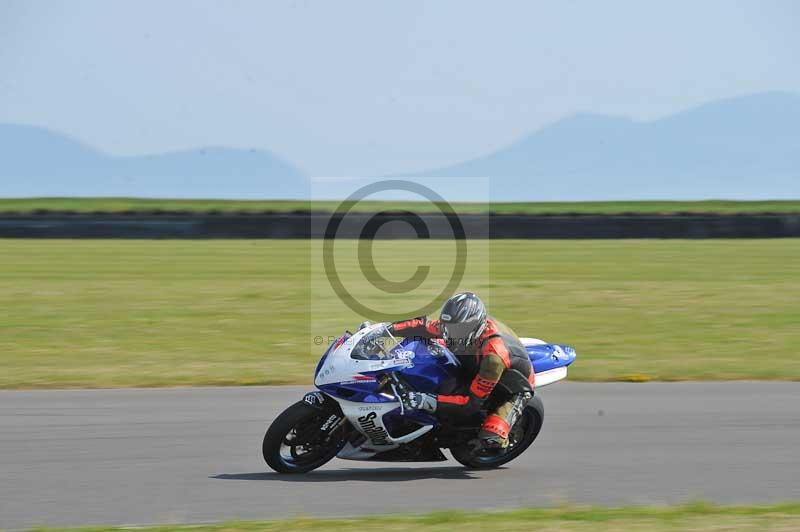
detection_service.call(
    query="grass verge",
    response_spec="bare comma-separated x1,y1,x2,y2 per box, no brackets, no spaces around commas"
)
2,198,800,214
24,503,800,531
1,239,798,388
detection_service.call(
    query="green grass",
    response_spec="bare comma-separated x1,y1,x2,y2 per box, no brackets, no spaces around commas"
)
1,239,799,389
2,197,800,214
24,503,800,531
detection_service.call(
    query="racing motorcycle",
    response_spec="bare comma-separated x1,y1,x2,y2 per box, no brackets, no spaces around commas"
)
263,322,576,473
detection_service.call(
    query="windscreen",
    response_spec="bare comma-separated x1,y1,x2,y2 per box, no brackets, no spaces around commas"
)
350,326,402,360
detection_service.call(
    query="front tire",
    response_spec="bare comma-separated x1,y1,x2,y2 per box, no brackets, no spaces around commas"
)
263,401,347,474
451,397,544,469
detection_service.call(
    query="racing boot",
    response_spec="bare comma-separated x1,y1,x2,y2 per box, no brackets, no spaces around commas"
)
477,414,511,449
477,392,532,449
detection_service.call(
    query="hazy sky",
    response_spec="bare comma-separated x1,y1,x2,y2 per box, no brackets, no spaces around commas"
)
1,0,799,176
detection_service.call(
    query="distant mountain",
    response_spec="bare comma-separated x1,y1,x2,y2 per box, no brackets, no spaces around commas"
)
2,92,798,200
404,92,800,200
0,123,307,198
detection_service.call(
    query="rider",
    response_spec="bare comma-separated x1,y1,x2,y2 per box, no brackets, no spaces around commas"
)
387,292,534,450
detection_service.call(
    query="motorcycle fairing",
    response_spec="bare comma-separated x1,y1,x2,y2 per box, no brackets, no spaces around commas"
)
335,398,435,460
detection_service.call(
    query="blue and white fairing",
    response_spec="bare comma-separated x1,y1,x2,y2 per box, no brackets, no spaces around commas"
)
312,323,576,460
519,337,577,387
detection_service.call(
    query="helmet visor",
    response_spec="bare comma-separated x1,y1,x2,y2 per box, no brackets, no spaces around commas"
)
441,320,480,349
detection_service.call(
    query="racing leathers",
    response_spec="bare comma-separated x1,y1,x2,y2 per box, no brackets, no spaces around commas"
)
388,316,535,447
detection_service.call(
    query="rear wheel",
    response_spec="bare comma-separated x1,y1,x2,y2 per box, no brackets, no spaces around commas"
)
450,398,543,469
263,401,348,474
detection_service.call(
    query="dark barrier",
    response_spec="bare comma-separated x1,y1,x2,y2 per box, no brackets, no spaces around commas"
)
1,213,799,238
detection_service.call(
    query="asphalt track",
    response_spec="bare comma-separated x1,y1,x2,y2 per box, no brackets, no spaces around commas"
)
1,382,799,529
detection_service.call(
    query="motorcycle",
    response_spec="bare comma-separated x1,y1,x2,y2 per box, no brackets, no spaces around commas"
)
263,322,576,473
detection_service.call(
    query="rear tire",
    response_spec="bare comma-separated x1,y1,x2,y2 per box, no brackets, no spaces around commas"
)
263,401,347,474
451,398,544,469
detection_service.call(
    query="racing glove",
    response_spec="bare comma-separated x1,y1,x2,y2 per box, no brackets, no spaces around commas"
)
402,391,437,413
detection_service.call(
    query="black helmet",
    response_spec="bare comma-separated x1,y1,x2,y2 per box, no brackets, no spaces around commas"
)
439,292,487,349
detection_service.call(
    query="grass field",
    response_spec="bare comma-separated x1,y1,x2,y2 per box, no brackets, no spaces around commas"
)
1,239,798,388
28,503,800,532
2,197,800,214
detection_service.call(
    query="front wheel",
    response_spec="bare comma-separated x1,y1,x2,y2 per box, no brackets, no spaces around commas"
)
450,397,544,469
262,401,348,474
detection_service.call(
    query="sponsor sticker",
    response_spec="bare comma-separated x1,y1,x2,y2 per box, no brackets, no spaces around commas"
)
357,411,391,446
303,392,323,406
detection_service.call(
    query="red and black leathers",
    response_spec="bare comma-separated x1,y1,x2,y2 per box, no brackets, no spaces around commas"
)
389,316,534,440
